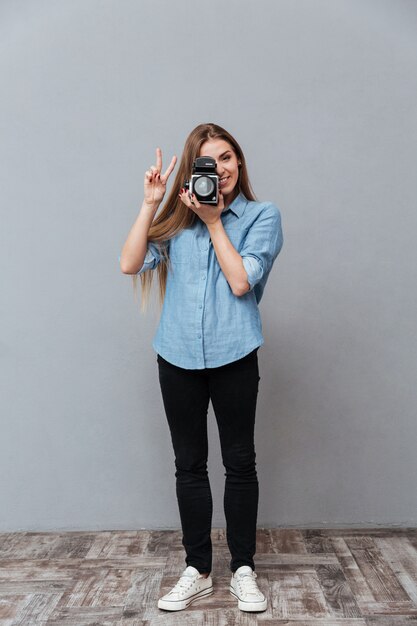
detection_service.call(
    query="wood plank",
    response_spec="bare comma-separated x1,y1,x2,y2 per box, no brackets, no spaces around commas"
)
0,528,416,623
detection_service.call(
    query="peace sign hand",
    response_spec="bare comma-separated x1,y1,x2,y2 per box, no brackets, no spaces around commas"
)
144,147,177,207
178,188,225,226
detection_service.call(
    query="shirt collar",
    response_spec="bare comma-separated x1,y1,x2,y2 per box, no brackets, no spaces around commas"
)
222,191,248,218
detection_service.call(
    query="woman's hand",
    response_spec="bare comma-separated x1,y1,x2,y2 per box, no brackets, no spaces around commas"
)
144,147,177,207
178,188,225,225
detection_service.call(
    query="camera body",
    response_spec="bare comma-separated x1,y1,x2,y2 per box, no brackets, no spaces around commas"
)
184,156,219,205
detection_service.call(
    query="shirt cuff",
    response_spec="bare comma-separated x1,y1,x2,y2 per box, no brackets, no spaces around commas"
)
118,248,157,273
242,256,263,290
137,248,158,273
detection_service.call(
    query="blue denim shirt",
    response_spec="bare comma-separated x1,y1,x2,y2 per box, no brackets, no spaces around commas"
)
122,192,283,369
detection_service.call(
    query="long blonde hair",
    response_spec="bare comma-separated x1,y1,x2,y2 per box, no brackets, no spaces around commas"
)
134,122,257,312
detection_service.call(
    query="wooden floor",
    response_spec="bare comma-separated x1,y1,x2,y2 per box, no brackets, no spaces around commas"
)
1,528,417,625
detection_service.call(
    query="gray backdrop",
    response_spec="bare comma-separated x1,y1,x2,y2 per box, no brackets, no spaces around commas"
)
1,0,416,532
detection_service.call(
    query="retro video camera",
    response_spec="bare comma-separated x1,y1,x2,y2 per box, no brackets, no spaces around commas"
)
183,156,219,205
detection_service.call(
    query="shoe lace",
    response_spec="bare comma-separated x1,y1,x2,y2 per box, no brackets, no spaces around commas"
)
237,571,261,596
170,574,196,595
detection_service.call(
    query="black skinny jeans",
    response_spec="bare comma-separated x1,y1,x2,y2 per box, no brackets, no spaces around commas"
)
157,347,260,575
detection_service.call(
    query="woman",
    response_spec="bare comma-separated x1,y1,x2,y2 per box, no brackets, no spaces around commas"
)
119,123,284,613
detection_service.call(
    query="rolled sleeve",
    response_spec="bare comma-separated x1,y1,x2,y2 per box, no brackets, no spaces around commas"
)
240,203,283,291
118,241,164,274
136,241,161,274
241,256,263,290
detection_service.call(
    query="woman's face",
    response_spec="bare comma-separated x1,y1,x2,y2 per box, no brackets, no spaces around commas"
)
199,139,240,206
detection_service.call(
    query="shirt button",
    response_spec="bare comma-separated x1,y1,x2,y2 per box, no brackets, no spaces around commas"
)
201,275,206,280
199,304,202,309
198,334,201,338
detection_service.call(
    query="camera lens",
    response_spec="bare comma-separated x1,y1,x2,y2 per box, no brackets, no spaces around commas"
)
194,176,215,197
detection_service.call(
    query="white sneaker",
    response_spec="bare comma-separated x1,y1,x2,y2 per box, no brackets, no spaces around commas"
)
158,565,213,611
230,565,267,612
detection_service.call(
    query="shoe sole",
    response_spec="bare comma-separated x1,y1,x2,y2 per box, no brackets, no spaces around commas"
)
229,586,267,612
158,585,214,611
